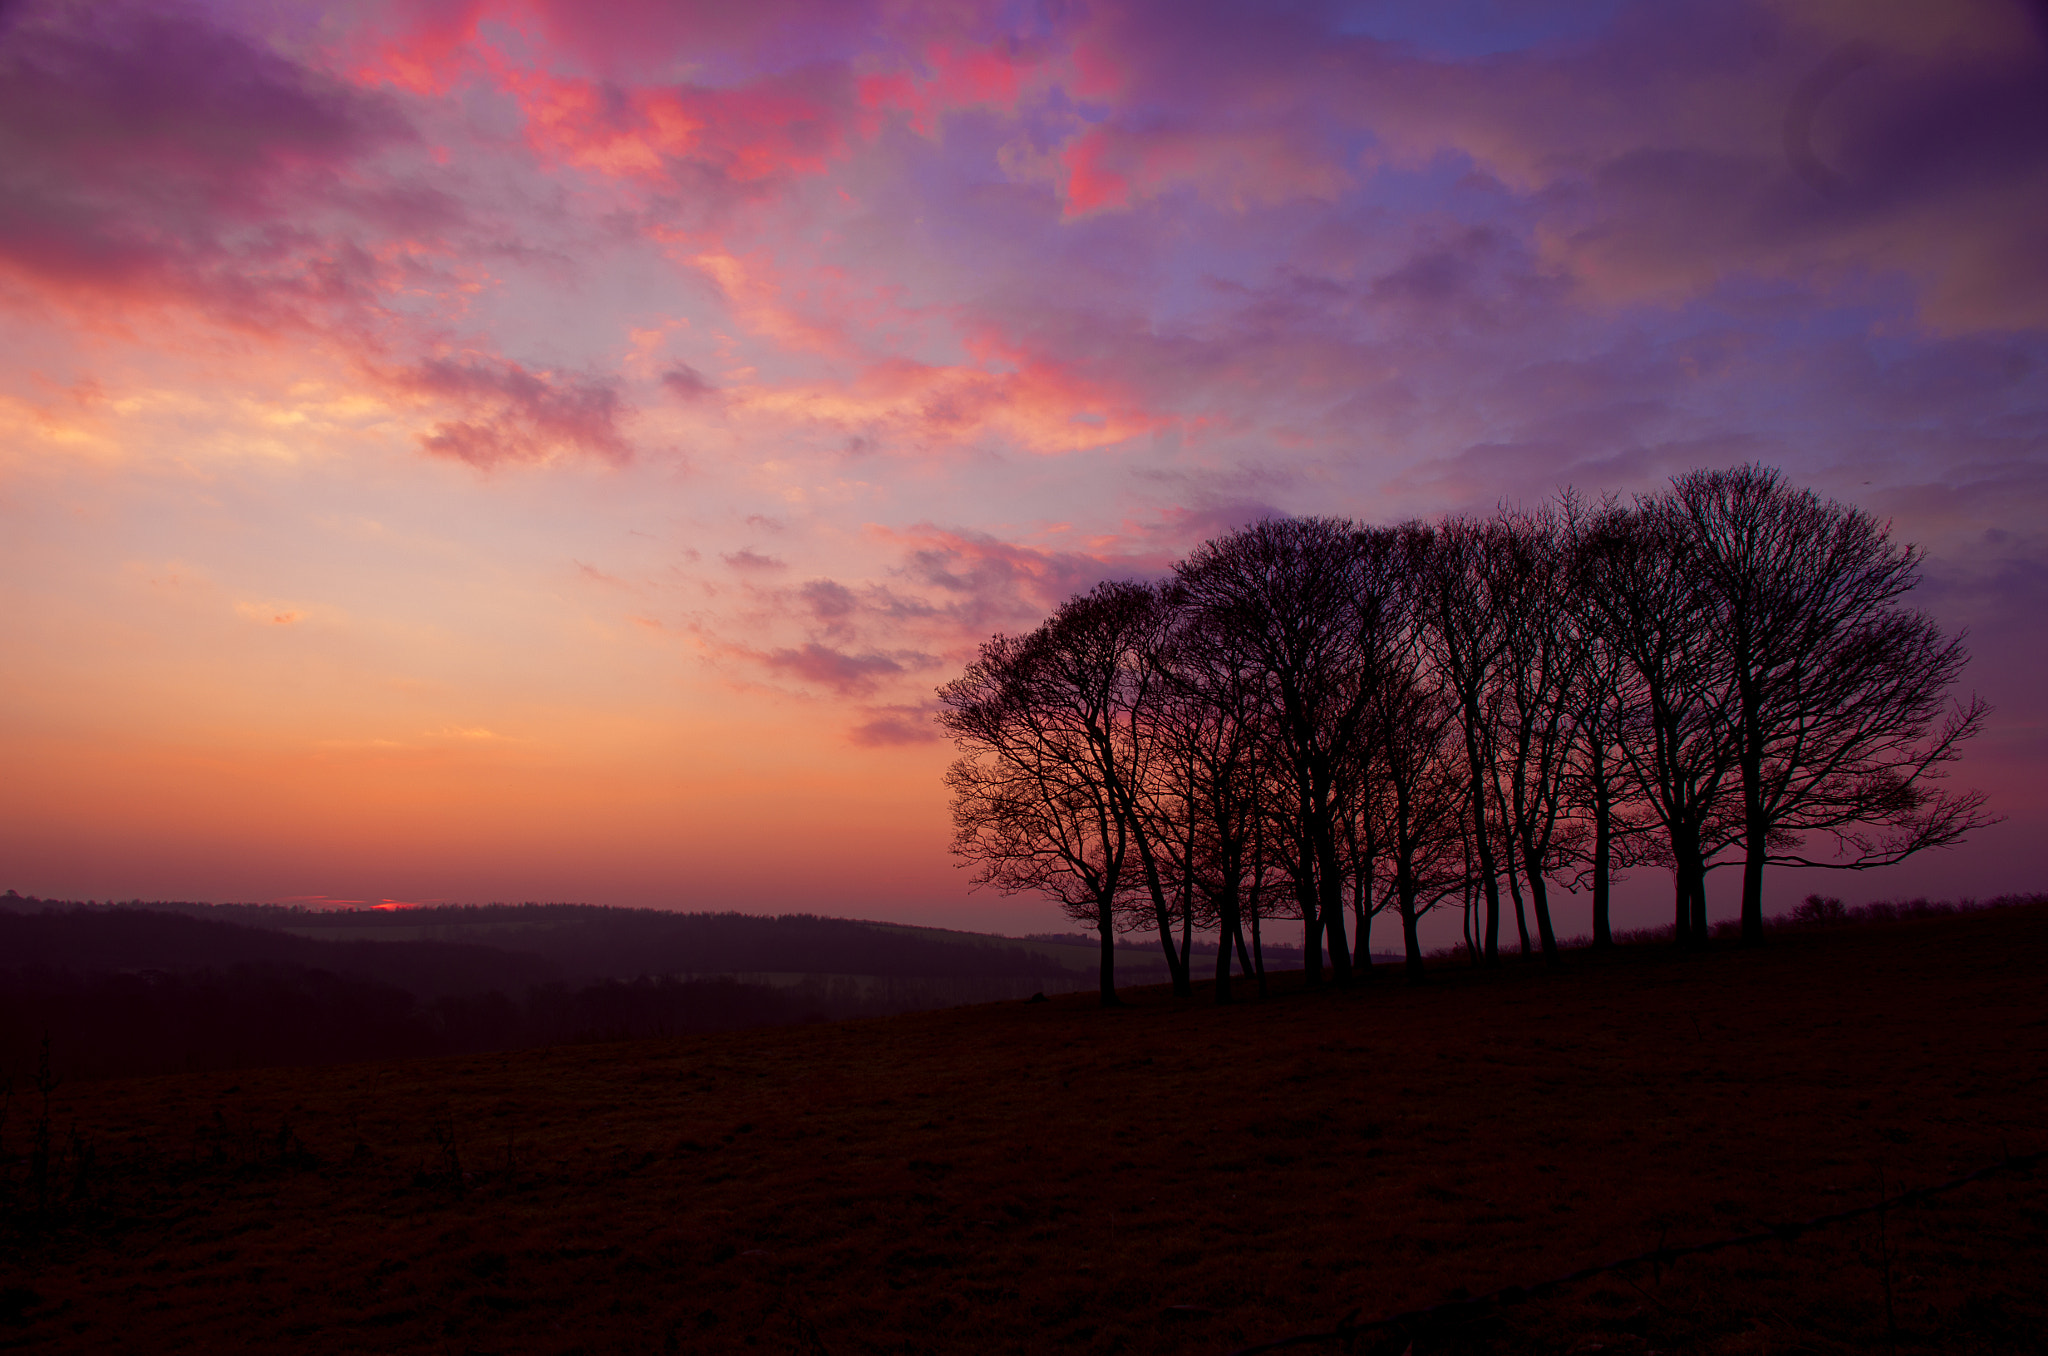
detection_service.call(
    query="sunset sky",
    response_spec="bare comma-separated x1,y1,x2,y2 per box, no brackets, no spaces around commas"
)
3,0,2044,938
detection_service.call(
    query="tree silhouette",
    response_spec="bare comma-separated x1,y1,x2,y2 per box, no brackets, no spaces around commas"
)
937,582,1178,1005
1406,517,1514,963
935,466,1992,976
1151,596,1274,1003
1667,466,1996,943
1174,519,1394,986
1578,502,1738,946
1488,503,1593,964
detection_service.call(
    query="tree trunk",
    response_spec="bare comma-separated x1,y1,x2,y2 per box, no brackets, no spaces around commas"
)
1297,827,1323,988
1505,848,1532,956
1212,917,1228,1003
1130,819,1192,997
1398,868,1426,980
1670,830,1708,948
1524,841,1560,964
1212,871,1239,1005
1314,809,1353,988
1741,766,1768,947
1466,747,1503,964
1353,900,1373,976
1591,771,1613,949
1097,909,1122,1007
1350,870,1373,977
1249,904,1267,997
1736,625,1768,948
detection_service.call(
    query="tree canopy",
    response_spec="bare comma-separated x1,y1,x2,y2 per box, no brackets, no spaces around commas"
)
937,467,1993,1004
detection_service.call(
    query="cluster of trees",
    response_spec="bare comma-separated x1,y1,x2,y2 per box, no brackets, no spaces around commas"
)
938,467,1991,1005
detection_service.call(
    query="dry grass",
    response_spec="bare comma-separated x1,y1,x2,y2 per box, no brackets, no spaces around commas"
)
3,904,2044,1354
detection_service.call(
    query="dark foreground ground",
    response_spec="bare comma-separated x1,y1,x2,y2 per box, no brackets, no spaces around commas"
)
2,905,2043,1354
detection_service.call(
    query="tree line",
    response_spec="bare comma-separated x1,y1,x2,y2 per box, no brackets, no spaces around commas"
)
937,466,1992,1005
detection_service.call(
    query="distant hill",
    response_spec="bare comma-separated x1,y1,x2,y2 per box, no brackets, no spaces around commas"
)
0,904,558,997
0,896,1103,985
0,894,1362,1080
0,896,1100,1080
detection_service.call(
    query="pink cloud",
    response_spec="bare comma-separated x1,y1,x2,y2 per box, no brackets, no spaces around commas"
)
1057,118,1350,218
730,337,1175,457
397,355,630,467
849,702,943,747
500,63,853,193
661,363,718,401
759,642,930,697
859,39,1045,136
1061,128,1130,216
801,578,860,629
519,0,884,81
350,0,489,94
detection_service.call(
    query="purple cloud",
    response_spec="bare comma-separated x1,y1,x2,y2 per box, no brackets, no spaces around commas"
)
402,356,630,467
801,578,858,623
0,1,428,325
759,643,929,697
887,526,1164,634
849,703,943,747
661,364,719,400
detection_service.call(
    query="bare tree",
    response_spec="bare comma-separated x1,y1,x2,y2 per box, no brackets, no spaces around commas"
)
1174,518,1387,987
1337,756,1392,975
1406,517,1513,963
1153,596,1275,1004
1365,667,1467,976
1558,502,1652,949
938,583,1181,1004
1668,466,1995,943
1578,504,1738,947
1065,583,1197,996
1487,504,1590,964
1356,526,1469,977
939,631,1134,1006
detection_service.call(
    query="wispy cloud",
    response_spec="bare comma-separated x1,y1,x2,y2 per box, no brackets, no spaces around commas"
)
398,355,631,466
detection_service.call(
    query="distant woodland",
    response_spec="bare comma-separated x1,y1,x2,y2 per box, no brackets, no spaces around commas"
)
0,897,1251,1082
941,467,1993,1003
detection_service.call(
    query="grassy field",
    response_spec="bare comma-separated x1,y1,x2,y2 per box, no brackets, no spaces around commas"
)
2,903,2043,1353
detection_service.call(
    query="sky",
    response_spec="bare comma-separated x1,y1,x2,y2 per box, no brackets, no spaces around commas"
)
2,0,2044,939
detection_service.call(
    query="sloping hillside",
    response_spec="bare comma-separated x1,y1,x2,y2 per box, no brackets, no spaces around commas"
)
1,903,2041,1353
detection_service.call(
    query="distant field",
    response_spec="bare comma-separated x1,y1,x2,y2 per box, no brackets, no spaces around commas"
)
1,905,2042,1353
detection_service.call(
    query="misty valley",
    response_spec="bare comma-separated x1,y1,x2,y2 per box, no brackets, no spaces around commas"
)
0,897,1293,1082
